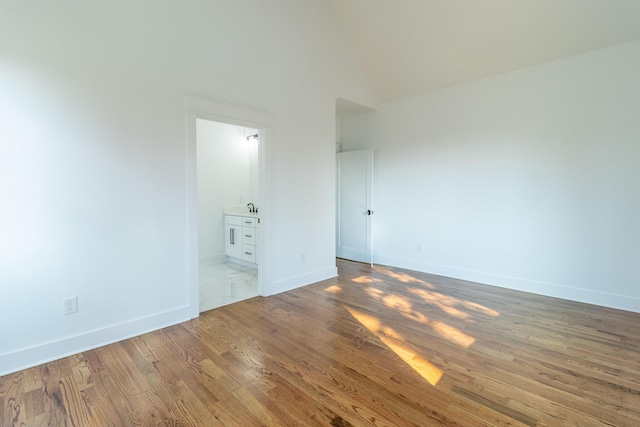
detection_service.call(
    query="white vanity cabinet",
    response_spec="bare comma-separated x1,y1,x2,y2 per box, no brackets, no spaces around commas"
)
240,217,257,263
224,216,243,259
224,215,258,266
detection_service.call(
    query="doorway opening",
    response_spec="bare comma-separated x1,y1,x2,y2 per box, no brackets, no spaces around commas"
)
185,94,272,318
196,119,260,311
335,98,376,266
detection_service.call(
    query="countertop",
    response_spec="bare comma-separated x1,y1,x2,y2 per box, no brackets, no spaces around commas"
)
223,207,259,218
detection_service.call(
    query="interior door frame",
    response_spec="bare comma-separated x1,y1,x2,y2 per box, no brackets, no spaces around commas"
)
184,94,272,319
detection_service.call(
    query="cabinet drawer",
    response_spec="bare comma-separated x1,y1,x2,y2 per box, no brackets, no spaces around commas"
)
241,217,257,227
225,215,243,226
242,227,257,245
242,244,256,263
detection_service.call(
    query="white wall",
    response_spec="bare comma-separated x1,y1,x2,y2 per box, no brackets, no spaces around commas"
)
341,41,640,313
196,120,258,265
0,0,374,375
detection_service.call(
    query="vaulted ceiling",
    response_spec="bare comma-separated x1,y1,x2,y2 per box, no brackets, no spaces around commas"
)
328,0,640,104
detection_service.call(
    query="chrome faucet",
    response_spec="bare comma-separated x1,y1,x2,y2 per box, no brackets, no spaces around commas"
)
247,203,255,213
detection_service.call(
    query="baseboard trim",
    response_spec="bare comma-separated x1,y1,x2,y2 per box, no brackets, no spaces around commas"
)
0,305,194,377
198,254,226,265
227,257,258,269
374,255,640,314
269,266,338,296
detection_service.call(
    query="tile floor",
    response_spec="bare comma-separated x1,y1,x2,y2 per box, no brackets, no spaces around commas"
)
199,261,259,312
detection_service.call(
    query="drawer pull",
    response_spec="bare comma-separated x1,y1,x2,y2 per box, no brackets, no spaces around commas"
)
245,251,252,255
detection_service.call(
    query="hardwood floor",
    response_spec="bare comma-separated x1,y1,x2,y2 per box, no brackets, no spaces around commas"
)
2,259,640,426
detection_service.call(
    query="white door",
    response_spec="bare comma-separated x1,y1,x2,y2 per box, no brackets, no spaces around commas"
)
336,149,373,263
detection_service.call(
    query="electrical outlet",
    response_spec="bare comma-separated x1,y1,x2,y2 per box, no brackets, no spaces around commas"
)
301,253,306,263
64,297,78,315
417,244,423,253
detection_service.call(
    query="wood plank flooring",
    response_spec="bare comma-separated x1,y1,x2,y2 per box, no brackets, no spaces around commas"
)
2,259,640,426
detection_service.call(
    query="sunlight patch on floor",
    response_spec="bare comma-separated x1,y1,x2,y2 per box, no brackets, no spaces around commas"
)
382,294,413,311
461,300,500,317
352,275,386,285
409,288,472,320
365,287,385,299
356,282,478,347
430,320,475,348
381,293,430,324
374,266,435,288
346,306,443,386
369,266,501,319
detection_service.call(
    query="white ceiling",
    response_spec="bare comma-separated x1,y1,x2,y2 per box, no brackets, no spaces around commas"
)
328,0,640,104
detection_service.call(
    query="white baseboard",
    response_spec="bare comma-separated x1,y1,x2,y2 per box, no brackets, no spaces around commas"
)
227,257,258,269
199,253,226,265
268,266,338,296
374,255,640,314
0,305,194,377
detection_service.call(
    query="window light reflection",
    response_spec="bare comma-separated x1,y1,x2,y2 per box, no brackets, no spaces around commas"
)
373,266,435,288
351,280,479,347
333,263,503,387
346,307,443,386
